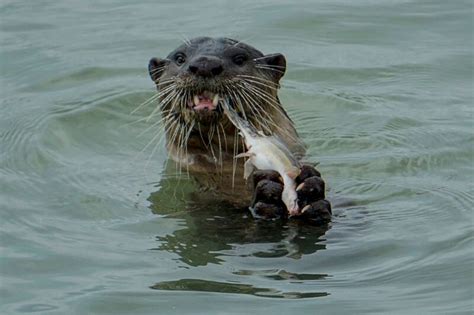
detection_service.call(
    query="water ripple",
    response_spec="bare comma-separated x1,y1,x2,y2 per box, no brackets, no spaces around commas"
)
150,279,328,299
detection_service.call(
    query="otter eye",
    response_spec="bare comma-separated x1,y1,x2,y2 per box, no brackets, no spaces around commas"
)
232,54,247,66
175,53,186,66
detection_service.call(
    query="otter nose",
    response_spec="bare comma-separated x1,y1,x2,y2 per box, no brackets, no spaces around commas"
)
188,56,224,77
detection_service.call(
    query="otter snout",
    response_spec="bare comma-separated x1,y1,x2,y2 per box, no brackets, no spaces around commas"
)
188,56,224,77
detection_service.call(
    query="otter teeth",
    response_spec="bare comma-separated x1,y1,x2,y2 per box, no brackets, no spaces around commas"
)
192,92,220,108
212,94,219,106
193,95,200,106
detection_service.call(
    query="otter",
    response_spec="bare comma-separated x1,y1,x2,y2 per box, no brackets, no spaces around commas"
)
148,37,331,223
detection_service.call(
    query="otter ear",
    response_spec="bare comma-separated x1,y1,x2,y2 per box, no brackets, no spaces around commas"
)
263,53,286,81
148,58,169,82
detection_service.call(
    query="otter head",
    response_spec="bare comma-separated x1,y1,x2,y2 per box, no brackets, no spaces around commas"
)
148,37,306,166
148,37,287,132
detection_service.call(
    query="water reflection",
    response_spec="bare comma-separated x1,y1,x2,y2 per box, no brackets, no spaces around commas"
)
150,279,328,299
147,178,330,267
146,175,331,298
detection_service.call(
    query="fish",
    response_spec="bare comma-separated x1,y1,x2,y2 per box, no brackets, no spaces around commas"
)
222,99,301,216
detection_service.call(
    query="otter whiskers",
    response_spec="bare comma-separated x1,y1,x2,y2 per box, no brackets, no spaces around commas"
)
130,80,176,116
136,69,300,183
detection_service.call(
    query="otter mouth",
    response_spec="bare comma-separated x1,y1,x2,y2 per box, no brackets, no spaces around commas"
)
187,90,221,112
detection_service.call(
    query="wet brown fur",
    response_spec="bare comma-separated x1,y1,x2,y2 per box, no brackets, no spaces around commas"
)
149,37,305,206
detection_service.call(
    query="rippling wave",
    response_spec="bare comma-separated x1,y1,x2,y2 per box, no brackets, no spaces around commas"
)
1,0,472,314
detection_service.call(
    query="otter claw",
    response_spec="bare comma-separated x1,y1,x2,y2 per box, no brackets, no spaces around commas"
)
301,204,311,213
296,182,305,191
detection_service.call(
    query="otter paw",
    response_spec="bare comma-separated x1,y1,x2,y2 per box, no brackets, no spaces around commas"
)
299,200,332,224
296,175,325,207
251,178,284,206
249,172,286,220
296,164,321,182
250,170,282,190
294,164,331,224
249,166,332,224
251,202,287,220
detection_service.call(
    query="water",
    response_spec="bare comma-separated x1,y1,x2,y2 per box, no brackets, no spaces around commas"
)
1,0,473,314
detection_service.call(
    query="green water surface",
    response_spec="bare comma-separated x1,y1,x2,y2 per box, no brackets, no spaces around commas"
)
1,0,473,314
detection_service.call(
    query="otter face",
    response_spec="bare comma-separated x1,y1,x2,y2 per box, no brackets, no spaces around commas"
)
148,37,286,129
